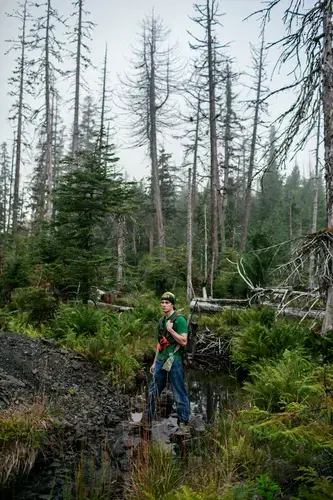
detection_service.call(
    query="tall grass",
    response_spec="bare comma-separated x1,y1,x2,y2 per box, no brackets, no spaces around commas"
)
0,402,53,486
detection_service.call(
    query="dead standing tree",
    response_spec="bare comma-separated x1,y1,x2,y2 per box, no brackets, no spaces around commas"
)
241,32,268,252
189,0,224,290
255,0,332,333
119,12,182,249
28,0,65,221
68,0,95,157
5,0,30,234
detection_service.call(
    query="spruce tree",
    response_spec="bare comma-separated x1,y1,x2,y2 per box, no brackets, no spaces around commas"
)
52,147,134,302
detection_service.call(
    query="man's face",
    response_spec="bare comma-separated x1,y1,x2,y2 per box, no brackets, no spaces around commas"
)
161,300,173,315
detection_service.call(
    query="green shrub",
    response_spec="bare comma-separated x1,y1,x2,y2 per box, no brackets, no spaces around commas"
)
232,319,309,369
52,304,106,338
10,287,58,324
0,403,52,486
127,442,182,499
138,247,187,295
244,350,321,411
293,468,333,499
84,333,140,386
230,473,280,499
167,486,219,500
213,249,249,299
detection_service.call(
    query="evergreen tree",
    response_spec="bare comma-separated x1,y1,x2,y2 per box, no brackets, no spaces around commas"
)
78,94,98,151
52,147,134,302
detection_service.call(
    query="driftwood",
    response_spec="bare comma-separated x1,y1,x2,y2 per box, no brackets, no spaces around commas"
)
88,300,134,312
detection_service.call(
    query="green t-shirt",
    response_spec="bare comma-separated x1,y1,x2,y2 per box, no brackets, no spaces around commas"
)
157,311,188,361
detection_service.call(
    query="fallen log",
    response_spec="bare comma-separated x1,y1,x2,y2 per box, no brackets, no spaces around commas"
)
88,301,134,311
262,302,325,319
194,297,249,305
190,298,324,320
191,298,249,312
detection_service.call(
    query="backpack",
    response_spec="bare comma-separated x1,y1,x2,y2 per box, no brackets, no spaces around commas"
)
165,312,197,366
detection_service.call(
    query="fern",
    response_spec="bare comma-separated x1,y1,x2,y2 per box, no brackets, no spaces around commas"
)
244,350,320,411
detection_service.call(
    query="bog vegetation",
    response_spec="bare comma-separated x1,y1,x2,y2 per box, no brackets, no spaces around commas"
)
1,0,333,498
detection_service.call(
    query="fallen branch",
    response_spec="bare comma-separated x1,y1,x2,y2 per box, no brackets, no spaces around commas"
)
88,301,134,312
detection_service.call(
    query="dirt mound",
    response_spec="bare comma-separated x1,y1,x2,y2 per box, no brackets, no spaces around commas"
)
0,332,131,499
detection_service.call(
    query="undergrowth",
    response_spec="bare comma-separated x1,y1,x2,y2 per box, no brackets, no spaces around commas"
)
0,403,53,487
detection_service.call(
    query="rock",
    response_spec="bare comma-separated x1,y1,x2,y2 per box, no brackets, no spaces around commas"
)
32,369,38,375
41,338,56,346
190,415,206,433
71,361,81,370
109,439,126,459
0,374,26,387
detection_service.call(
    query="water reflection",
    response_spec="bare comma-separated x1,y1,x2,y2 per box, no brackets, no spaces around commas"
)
186,369,239,423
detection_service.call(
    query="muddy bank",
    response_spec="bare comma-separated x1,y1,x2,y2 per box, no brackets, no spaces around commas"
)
0,332,132,499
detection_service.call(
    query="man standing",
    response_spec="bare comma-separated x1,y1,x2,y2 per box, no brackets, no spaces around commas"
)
144,292,190,434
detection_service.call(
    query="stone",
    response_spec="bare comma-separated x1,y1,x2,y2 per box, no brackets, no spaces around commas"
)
41,338,56,346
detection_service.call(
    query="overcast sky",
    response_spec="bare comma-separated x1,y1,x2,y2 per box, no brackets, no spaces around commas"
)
0,0,314,184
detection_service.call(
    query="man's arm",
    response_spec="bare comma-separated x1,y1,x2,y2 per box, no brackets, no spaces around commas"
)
150,344,160,374
166,320,187,347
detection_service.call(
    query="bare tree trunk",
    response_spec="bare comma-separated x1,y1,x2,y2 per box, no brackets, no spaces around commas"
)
86,98,91,147
207,0,219,286
132,221,137,257
149,221,154,255
220,63,232,251
45,0,53,221
309,111,321,290
241,35,265,252
232,157,242,248
322,0,333,334
12,0,27,234
217,171,223,250
191,96,200,212
52,90,58,190
99,44,107,164
2,149,8,234
117,217,125,288
187,168,193,303
203,202,208,299
7,132,16,233
150,34,165,248
288,193,293,240
72,0,82,156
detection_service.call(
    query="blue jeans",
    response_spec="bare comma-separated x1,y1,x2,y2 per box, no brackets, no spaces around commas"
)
145,359,190,424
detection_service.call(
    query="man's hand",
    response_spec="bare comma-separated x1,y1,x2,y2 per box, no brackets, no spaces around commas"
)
150,363,156,375
166,320,174,333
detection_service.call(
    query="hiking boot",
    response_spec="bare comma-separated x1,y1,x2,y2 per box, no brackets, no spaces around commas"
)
174,422,191,436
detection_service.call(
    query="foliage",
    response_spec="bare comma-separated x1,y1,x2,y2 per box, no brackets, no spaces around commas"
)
50,149,135,302
62,450,115,500
167,486,219,500
0,403,52,486
214,249,249,298
51,304,106,338
127,442,182,500
293,468,333,499
232,314,309,369
138,247,187,296
230,473,280,500
0,242,33,305
50,302,158,387
243,350,320,411
10,286,58,324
